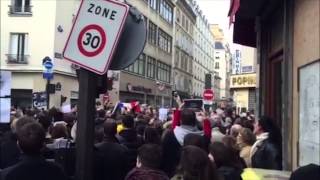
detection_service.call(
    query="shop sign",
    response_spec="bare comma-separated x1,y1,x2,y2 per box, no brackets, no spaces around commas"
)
232,49,242,74
127,83,152,93
242,66,253,73
33,92,47,109
230,74,256,88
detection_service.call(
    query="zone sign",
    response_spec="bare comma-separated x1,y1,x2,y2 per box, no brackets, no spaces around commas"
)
63,0,129,75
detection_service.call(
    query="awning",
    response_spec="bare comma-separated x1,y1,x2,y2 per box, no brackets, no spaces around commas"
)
228,0,270,47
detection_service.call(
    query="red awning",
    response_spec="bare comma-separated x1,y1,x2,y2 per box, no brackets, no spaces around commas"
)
228,0,240,27
228,0,268,47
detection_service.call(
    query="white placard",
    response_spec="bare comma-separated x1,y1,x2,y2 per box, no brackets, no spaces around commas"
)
159,108,168,122
0,71,12,96
0,71,12,123
0,98,11,123
299,60,320,166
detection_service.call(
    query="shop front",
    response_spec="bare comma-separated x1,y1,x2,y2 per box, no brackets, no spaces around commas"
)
119,72,172,107
230,73,257,113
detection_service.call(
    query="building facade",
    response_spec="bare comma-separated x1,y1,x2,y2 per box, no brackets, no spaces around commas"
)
231,0,320,170
189,1,215,99
0,0,79,109
108,0,175,107
173,0,196,99
229,46,257,113
210,24,232,100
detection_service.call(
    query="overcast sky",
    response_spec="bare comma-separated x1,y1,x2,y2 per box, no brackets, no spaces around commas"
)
196,0,234,47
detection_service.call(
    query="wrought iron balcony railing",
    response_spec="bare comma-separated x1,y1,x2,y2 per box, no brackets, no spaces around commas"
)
9,5,32,15
6,54,29,64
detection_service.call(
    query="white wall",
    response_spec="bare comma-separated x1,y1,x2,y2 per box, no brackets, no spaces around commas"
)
1,0,57,71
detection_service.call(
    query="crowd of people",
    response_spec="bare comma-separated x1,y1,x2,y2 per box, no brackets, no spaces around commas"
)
0,99,319,180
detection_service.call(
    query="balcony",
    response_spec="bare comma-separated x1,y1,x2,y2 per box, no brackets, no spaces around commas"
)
8,5,32,15
6,54,29,64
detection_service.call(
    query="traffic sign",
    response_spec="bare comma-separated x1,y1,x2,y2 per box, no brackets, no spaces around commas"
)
63,0,129,75
42,56,54,80
44,61,53,69
203,89,214,101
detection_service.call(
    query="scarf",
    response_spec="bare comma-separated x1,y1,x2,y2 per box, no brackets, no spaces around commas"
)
174,125,203,146
250,132,269,159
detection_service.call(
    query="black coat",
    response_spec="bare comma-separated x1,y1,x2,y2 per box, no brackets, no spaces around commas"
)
251,139,282,170
217,166,242,180
161,131,182,178
0,132,21,169
125,167,170,180
0,155,67,180
94,139,130,180
117,129,143,170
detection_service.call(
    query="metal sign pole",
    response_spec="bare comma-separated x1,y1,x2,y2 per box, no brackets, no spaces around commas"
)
46,79,50,109
75,68,97,180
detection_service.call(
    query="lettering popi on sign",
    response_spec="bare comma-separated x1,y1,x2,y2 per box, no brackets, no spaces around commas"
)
63,0,129,75
230,74,257,88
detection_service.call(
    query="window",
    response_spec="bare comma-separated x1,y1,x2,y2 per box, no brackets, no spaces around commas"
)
174,49,179,67
215,56,220,59
158,29,172,53
7,33,29,64
159,0,173,24
186,20,189,32
148,21,157,45
149,0,157,10
10,0,32,14
125,54,146,76
215,62,220,69
157,61,171,83
182,15,185,27
176,9,181,23
147,56,156,78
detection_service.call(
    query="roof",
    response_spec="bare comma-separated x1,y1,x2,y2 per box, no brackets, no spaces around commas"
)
215,42,225,49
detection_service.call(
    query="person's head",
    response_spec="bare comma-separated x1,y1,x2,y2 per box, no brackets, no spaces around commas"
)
237,128,256,147
95,125,104,143
144,127,161,144
51,124,68,139
254,116,281,145
181,109,196,126
17,122,45,155
37,112,51,132
222,135,238,152
97,109,106,118
103,120,117,138
96,101,102,108
178,145,218,180
137,144,162,169
12,116,35,133
122,115,134,128
243,120,254,132
209,142,232,167
184,133,207,152
230,124,242,138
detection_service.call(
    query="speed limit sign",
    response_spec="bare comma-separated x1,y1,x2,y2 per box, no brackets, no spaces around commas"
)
63,0,129,75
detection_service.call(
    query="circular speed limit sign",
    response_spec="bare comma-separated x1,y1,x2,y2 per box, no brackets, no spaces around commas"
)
77,24,107,57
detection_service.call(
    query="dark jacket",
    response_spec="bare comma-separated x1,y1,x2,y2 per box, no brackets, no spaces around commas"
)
161,131,181,178
251,139,282,170
0,155,67,180
125,167,169,180
161,129,210,178
117,129,143,170
0,132,20,169
217,166,242,180
94,138,130,180
289,164,320,180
